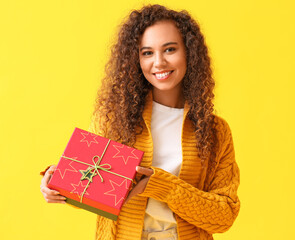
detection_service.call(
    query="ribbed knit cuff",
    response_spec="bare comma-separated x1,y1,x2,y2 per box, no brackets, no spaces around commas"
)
138,167,173,202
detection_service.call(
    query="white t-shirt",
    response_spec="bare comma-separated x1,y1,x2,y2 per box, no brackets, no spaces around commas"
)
143,101,184,232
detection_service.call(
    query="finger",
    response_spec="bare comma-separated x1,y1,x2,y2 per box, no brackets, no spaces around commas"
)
125,177,149,204
136,166,154,176
41,176,51,188
44,194,66,201
47,165,56,175
41,165,56,186
45,199,66,204
40,186,60,196
41,186,66,203
41,174,50,187
43,193,66,201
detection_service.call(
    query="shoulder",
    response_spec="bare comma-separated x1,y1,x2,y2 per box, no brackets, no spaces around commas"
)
213,114,232,137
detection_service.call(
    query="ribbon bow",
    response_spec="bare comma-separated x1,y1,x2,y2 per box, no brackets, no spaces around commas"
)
61,139,132,202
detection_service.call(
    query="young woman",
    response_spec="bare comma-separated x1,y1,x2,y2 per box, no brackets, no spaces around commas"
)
40,4,240,240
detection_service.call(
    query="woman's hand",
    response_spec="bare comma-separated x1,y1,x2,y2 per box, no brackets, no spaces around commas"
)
124,166,153,204
40,165,66,204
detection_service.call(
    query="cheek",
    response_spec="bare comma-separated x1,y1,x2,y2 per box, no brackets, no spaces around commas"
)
139,59,151,75
139,58,144,69
174,57,187,75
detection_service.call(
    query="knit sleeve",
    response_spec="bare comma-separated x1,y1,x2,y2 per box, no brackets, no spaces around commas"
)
139,122,240,234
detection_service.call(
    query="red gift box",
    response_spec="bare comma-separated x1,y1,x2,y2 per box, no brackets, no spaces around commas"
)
48,127,143,220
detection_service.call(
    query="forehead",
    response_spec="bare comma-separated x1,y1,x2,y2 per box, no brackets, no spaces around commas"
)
139,20,183,47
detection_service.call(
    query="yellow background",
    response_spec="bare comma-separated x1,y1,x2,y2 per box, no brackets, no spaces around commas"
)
0,0,294,239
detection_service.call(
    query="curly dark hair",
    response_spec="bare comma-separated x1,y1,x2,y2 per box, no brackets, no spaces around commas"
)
94,4,218,168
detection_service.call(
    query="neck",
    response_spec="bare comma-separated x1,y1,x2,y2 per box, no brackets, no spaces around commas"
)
152,88,184,108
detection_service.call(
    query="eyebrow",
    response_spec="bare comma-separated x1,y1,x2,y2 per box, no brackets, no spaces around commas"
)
140,42,178,51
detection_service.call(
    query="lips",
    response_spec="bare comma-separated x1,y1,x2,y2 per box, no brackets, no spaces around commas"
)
153,71,173,80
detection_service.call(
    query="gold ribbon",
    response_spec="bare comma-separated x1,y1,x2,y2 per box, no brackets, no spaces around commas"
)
62,139,132,202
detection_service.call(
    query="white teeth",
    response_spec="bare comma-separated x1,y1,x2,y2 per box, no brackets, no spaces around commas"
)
155,71,171,79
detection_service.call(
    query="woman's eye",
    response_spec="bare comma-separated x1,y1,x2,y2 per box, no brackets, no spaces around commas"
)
165,47,176,53
142,51,153,56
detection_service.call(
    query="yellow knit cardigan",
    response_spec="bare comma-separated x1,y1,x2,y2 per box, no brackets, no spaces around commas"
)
90,94,240,240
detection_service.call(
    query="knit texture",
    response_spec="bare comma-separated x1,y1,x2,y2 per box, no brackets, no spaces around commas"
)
90,93,240,240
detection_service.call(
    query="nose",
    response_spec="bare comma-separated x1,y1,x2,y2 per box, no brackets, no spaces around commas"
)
153,52,167,68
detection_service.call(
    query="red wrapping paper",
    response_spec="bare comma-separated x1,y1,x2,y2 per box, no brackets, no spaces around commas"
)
48,127,143,220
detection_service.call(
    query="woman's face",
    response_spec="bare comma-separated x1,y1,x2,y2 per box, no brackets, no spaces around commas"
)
139,20,187,95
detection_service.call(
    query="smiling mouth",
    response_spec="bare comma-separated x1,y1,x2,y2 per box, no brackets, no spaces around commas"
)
153,71,173,80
